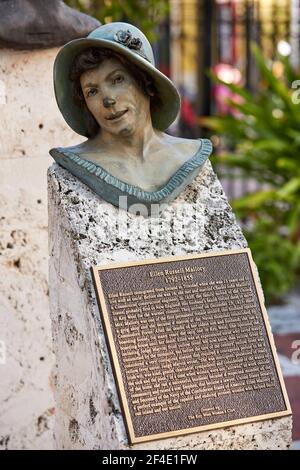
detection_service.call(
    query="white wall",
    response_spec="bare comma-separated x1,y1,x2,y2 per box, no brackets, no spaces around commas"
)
0,47,83,449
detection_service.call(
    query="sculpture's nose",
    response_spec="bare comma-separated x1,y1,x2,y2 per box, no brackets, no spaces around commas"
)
103,97,116,108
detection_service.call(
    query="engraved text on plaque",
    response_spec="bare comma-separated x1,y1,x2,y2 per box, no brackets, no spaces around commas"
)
92,249,291,444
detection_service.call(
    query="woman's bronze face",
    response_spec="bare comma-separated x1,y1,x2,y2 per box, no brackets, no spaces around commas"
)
80,57,151,138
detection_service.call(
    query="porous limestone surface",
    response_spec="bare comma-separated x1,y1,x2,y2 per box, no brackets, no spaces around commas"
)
0,157,55,450
0,48,83,449
48,161,292,450
0,48,82,160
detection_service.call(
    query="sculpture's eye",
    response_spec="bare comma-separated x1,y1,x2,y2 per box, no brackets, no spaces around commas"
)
87,88,98,98
113,74,124,85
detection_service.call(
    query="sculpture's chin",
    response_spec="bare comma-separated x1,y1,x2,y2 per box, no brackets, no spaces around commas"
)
119,126,134,137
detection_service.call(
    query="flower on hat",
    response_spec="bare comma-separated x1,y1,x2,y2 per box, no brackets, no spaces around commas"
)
114,29,143,51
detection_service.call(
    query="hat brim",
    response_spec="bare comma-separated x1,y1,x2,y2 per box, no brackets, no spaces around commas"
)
53,37,181,136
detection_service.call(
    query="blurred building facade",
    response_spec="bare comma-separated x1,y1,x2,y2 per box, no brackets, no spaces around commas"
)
157,0,300,133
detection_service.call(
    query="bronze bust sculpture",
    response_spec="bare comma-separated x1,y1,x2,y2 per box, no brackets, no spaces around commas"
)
50,22,212,215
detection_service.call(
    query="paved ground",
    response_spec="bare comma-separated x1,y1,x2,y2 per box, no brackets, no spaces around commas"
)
268,286,300,450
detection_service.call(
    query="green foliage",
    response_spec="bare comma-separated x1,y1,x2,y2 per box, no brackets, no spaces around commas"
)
203,44,300,303
245,220,299,302
64,0,169,42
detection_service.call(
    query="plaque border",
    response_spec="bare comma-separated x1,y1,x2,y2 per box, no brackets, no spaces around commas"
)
91,248,292,445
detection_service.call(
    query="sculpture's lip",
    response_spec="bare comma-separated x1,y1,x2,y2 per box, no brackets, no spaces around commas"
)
106,109,128,120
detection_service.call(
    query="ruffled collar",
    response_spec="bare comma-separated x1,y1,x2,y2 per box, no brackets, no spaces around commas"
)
50,138,213,204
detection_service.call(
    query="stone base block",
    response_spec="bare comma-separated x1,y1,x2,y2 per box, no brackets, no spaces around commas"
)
48,161,292,449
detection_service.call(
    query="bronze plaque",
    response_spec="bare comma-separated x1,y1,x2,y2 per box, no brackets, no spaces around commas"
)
92,249,291,444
